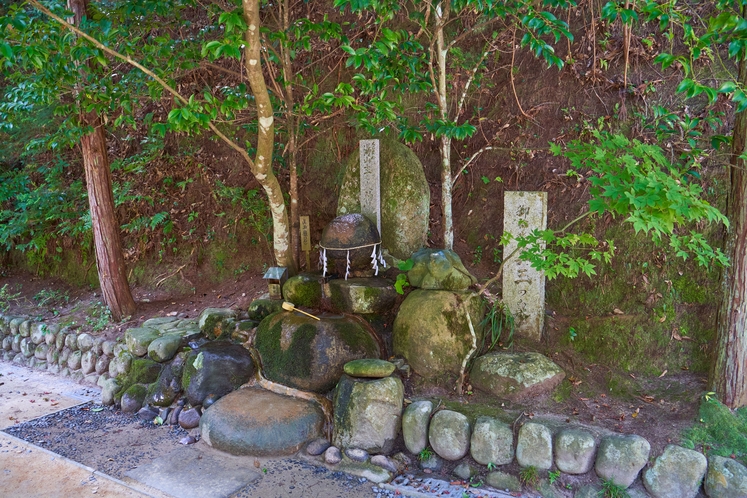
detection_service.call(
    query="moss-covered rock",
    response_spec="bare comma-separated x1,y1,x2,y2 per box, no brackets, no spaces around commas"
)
255,313,380,392
124,327,160,357
325,277,397,314
282,273,323,308
343,359,395,378
333,374,404,454
198,308,237,340
247,299,284,322
337,137,430,260
147,333,183,362
470,352,565,401
121,383,148,413
407,248,477,291
116,357,163,401
392,290,484,379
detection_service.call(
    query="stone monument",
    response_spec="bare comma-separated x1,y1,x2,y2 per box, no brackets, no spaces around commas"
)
359,139,381,235
503,191,547,341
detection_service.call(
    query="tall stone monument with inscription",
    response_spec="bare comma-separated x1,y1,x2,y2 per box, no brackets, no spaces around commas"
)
503,191,547,341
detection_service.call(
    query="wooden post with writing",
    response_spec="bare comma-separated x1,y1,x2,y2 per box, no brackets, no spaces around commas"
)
300,216,311,270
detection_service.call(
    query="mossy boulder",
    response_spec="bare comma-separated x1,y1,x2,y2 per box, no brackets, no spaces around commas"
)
407,248,477,291
198,308,238,340
282,273,323,308
182,341,254,406
392,290,484,378
147,333,183,363
337,137,429,260
247,299,284,322
124,327,160,357
116,357,163,401
333,374,404,454
470,352,566,401
255,312,380,392
324,277,397,314
121,384,148,413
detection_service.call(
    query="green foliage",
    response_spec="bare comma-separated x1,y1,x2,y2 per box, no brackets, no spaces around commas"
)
549,130,728,270
479,301,515,350
0,284,22,313
682,396,747,466
85,301,112,332
548,470,561,485
418,447,434,461
601,478,630,498
33,288,69,309
394,258,413,295
519,465,539,487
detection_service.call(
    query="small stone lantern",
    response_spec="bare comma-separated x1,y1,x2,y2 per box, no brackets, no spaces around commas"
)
263,267,288,300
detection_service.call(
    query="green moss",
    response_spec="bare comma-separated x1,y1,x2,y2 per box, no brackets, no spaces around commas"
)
122,383,148,406
682,398,747,466
552,379,572,403
116,358,162,399
254,316,315,380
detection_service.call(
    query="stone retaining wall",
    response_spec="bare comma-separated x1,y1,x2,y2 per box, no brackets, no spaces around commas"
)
1,311,744,498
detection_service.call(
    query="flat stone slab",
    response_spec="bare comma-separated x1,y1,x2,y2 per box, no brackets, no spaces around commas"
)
201,387,324,456
343,359,395,378
125,444,261,498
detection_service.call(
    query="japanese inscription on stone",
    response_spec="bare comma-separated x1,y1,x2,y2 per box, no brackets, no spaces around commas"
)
359,139,381,235
503,191,547,341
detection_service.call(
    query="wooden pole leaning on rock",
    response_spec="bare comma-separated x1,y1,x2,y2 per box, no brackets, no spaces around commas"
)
282,301,321,320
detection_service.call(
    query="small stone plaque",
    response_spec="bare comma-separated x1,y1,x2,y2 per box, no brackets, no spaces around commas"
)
503,191,547,341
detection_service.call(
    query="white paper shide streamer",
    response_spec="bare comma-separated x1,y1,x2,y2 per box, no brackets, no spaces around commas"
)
319,241,385,280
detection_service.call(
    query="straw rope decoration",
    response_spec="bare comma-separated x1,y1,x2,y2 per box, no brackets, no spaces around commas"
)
319,241,386,279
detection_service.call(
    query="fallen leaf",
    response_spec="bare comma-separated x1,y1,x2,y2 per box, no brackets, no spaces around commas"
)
672,330,682,341
659,369,668,377
631,408,640,418
629,373,636,379
254,459,260,468
613,308,624,315
658,315,666,323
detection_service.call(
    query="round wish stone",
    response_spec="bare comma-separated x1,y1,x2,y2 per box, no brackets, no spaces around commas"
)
343,359,395,378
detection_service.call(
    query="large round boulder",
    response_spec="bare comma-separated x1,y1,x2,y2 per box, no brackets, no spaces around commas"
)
201,387,324,456
182,342,255,406
337,138,429,260
255,312,380,393
320,214,381,278
392,290,484,378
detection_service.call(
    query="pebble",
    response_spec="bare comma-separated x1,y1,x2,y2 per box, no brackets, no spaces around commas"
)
178,407,201,429
370,454,398,473
306,438,331,456
324,446,342,464
345,447,369,462
137,405,159,422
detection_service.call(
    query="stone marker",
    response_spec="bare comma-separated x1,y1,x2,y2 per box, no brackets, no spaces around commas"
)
503,191,547,340
359,139,381,234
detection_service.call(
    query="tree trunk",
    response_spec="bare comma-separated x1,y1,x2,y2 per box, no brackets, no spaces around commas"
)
242,0,295,271
68,0,135,321
713,51,747,409
280,0,301,269
81,113,137,321
436,2,453,250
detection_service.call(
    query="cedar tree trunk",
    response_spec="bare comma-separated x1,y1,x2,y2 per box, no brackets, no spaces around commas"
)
713,49,747,409
69,0,135,321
